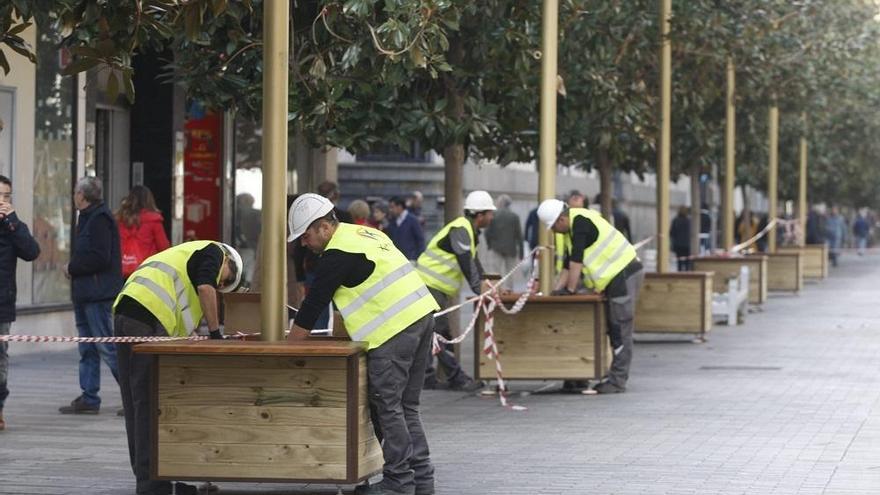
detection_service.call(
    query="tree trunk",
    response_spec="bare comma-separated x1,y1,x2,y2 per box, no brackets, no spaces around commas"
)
597,148,613,221
443,143,464,223
690,164,701,257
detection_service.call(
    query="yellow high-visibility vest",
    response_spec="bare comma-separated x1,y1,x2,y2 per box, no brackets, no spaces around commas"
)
566,208,637,291
113,241,224,337
326,223,439,350
416,216,475,295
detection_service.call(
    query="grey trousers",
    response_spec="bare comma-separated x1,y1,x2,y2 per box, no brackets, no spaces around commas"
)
604,266,644,388
114,313,172,495
423,287,468,385
367,314,435,492
0,321,9,410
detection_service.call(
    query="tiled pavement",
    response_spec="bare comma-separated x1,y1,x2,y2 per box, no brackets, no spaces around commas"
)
3,253,880,494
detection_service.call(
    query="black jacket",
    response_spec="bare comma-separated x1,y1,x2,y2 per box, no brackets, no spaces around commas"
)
68,202,123,303
0,212,40,322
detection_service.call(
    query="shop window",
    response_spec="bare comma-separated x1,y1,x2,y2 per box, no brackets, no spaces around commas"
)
31,24,75,304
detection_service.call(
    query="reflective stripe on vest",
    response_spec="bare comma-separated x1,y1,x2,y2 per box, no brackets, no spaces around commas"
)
554,232,570,273
326,224,439,350
416,216,476,295
567,208,637,292
114,240,216,336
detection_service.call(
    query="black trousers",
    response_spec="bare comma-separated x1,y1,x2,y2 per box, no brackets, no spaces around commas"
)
367,314,436,492
115,313,171,495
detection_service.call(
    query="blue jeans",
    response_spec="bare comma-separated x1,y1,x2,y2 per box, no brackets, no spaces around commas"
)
75,301,119,407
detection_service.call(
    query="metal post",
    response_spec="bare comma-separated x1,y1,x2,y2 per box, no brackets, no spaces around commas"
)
538,0,559,295
798,112,808,246
656,0,672,272
767,104,779,253
723,58,736,251
260,1,289,341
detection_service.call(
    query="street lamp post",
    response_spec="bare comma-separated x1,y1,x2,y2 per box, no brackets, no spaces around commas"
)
656,0,672,273
723,58,736,251
768,104,779,253
538,0,559,295
260,1,289,341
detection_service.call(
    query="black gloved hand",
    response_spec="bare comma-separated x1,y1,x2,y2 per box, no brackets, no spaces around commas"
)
551,288,574,296
209,329,225,340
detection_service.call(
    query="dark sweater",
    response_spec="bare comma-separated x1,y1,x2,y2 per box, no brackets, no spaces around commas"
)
69,202,123,303
0,212,40,322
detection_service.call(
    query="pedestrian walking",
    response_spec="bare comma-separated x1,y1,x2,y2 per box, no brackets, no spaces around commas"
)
287,194,439,495
372,200,390,232
826,206,846,266
416,190,494,392
853,210,870,255
348,199,372,225
386,196,426,261
113,240,244,495
483,194,523,289
0,175,40,431
60,177,123,415
670,206,691,271
538,199,644,394
116,185,169,279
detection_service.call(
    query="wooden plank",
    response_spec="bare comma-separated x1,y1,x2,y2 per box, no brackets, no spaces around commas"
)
692,257,768,304
158,424,347,445
358,437,384,479
763,253,803,292
158,366,347,390
779,244,827,279
159,442,347,465
157,405,348,426
156,355,347,370
157,461,347,480
477,302,604,380
635,272,712,334
158,386,348,408
135,340,366,357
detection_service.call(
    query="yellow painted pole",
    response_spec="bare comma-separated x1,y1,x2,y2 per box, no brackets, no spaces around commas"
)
767,104,778,253
656,0,672,272
723,58,736,251
798,111,808,246
260,1,289,341
538,0,559,295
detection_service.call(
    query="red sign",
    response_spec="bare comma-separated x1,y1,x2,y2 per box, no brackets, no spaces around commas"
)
183,110,222,241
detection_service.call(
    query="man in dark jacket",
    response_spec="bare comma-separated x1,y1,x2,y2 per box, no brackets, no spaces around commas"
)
60,176,123,414
0,175,40,430
386,196,426,260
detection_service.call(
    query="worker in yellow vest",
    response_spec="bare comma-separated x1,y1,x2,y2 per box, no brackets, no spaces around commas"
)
416,190,495,392
112,240,245,495
538,199,644,394
287,193,439,495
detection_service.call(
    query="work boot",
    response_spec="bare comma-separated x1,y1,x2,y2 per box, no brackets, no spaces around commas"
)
415,482,435,495
448,377,485,392
354,481,415,495
59,396,99,414
172,482,199,495
561,380,589,393
592,381,625,394
0,409,5,431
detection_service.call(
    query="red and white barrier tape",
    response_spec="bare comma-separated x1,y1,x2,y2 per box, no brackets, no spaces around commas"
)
0,332,255,343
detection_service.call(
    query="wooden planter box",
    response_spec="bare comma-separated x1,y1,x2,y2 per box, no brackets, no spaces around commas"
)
635,272,713,338
692,256,768,305
778,244,828,279
134,341,382,484
760,252,803,293
475,294,609,381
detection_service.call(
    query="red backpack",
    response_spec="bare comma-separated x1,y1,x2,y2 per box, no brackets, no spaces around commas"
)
120,227,146,277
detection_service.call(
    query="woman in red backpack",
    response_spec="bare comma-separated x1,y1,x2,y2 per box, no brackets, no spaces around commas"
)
116,186,170,278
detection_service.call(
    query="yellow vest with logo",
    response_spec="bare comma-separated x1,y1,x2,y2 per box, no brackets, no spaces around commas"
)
566,208,637,291
113,240,224,337
416,216,476,295
326,223,439,350
555,232,570,273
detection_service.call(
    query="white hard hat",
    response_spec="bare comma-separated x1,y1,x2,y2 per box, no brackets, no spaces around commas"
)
537,199,565,228
218,242,244,293
288,193,334,241
463,190,496,212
